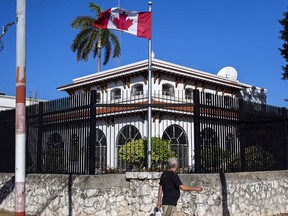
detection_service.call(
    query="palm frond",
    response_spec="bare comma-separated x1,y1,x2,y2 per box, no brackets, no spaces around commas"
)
77,38,89,61
71,16,94,30
110,32,121,58
71,29,99,62
89,2,101,15
282,65,288,80
71,28,93,52
101,29,112,65
82,31,98,60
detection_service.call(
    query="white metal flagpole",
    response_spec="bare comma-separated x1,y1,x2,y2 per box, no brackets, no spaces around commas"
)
147,1,152,169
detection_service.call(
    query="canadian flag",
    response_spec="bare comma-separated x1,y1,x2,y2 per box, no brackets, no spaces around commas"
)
93,8,152,39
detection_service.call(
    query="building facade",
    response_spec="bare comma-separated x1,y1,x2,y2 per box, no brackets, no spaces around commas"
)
55,58,266,170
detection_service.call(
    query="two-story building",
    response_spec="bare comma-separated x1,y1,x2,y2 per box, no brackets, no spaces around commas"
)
56,58,266,170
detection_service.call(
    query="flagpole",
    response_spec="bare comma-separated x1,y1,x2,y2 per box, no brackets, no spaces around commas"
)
147,1,152,169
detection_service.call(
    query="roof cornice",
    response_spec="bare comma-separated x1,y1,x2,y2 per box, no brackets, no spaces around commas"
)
57,58,252,91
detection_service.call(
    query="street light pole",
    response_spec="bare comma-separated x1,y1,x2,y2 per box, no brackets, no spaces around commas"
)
15,0,26,215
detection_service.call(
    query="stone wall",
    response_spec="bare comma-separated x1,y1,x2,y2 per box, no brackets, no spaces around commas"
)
0,171,288,215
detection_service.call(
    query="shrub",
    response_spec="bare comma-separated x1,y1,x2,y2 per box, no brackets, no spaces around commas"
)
201,147,230,171
118,137,175,169
229,145,276,171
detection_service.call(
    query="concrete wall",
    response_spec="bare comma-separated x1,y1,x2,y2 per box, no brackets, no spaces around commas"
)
0,171,288,216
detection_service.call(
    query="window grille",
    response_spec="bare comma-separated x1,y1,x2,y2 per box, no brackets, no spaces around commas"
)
225,133,235,152
111,88,121,100
95,129,107,169
200,128,218,148
185,88,193,99
87,129,107,169
162,84,175,96
162,124,188,168
131,84,144,96
45,133,64,172
70,134,79,162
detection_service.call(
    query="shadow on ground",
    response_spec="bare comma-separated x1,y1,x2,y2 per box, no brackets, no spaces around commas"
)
0,176,15,206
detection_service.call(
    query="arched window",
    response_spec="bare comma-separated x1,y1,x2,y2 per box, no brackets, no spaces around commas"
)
86,129,107,170
185,88,193,100
162,124,188,168
111,88,121,100
200,128,218,148
45,133,64,173
162,84,174,96
225,133,235,152
116,125,142,168
200,128,219,172
95,128,107,169
131,84,144,96
70,134,79,162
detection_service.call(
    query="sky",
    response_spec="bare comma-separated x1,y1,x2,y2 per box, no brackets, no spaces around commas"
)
0,1,287,107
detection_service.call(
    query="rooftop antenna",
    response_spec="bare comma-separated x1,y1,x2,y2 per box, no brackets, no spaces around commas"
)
28,91,38,105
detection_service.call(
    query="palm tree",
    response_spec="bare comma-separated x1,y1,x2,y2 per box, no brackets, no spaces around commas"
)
279,10,288,80
71,3,121,72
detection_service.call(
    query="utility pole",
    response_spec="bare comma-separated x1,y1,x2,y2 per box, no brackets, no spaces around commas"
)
15,0,26,215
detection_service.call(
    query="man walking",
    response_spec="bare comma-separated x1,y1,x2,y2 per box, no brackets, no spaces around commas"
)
157,158,203,216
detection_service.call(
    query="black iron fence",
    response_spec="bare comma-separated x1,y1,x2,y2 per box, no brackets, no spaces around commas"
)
0,90,287,174
0,109,15,173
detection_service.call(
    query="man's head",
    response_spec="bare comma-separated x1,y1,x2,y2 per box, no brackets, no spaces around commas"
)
168,158,178,170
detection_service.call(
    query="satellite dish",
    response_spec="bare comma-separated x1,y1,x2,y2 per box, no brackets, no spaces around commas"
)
217,66,238,81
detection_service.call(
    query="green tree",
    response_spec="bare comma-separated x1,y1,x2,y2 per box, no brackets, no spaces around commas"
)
118,137,175,169
279,10,288,80
71,3,121,72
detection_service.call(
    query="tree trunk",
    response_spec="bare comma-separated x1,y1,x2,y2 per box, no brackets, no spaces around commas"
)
97,36,101,72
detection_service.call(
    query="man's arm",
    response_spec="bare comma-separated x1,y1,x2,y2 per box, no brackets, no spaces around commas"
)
179,185,203,192
157,185,163,208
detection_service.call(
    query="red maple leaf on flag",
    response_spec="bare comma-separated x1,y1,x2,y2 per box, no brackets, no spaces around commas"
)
113,12,133,31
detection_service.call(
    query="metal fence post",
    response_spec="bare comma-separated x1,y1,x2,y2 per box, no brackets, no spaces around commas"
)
0,111,3,166
193,90,201,173
89,90,96,175
36,102,43,173
239,99,246,171
282,107,288,169
0,111,2,147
